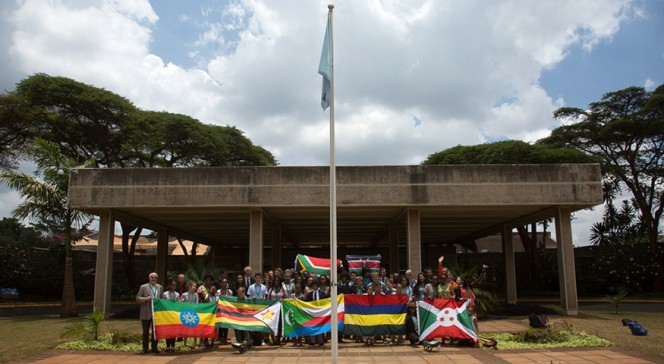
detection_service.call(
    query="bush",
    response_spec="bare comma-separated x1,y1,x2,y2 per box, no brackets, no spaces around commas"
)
513,327,565,343
110,330,141,345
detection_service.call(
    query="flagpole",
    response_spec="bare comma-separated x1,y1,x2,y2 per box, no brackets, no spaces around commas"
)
326,4,338,364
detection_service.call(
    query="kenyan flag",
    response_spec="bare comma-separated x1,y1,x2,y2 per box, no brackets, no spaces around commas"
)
294,254,342,275
417,299,477,343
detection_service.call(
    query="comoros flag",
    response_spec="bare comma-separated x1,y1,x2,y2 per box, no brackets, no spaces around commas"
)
294,254,343,275
152,298,217,340
346,255,381,275
417,299,478,343
282,295,344,337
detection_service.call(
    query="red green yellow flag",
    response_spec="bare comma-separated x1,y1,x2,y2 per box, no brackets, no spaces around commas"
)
152,298,217,339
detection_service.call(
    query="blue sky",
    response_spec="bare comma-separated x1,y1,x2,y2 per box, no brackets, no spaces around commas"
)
540,0,663,110
0,0,662,244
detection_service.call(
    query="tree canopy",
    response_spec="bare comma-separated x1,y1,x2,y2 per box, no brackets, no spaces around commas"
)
0,73,277,169
541,84,664,291
423,140,596,165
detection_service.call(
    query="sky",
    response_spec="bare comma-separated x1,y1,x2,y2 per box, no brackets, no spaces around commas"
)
0,0,663,246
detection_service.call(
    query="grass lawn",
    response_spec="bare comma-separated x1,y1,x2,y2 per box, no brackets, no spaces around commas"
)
0,315,141,363
559,311,664,358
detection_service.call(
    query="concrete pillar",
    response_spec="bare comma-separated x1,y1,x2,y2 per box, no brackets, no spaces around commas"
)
249,210,263,273
406,208,421,274
271,227,282,269
156,228,168,287
94,210,114,318
502,225,517,305
389,226,399,273
555,207,579,315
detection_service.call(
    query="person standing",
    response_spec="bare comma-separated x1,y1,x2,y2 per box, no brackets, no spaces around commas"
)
136,272,163,354
243,266,255,290
217,278,233,345
247,273,267,299
305,280,328,347
162,280,180,352
176,273,187,295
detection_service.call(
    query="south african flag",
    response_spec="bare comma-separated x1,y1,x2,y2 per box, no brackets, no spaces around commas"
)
294,254,343,275
152,298,217,339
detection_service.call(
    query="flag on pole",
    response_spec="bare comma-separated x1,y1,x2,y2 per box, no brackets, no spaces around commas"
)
346,255,381,275
152,298,217,339
318,11,332,110
215,296,278,334
295,254,342,275
343,294,407,336
417,299,478,343
282,295,345,337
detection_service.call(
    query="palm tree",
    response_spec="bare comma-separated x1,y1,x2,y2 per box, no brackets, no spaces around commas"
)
0,139,93,317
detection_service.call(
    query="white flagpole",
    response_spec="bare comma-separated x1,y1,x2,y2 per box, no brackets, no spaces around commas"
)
327,4,338,364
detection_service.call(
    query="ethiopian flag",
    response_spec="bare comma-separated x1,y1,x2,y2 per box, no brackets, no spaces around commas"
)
216,296,277,333
294,254,342,275
417,299,478,343
152,298,217,340
282,295,344,337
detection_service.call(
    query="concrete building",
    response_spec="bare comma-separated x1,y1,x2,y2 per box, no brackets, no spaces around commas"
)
67,164,603,316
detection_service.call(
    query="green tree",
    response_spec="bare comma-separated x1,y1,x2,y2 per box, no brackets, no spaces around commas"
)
423,140,595,165
424,140,596,289
0,139,93,317
542,84,664,291
1,73,278,291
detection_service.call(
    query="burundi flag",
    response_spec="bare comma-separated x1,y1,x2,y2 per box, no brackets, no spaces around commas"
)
417,299,478,343
346,255,381,275
216,296,278,333
152,298,217,340
282,295,344,337
294,254,342,275
343,294,407,336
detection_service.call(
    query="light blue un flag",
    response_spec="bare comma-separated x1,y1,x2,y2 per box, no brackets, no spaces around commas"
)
318,13,331,110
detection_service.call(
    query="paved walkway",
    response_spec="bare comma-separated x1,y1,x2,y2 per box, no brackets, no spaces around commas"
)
23,345,663,364
15,319,664,364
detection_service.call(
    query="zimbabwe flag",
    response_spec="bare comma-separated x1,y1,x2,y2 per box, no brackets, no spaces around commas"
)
417,299,478,343
215,296,277,333
152,298,216,339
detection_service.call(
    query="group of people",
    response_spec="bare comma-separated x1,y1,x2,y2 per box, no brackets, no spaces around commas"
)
136,256,487,354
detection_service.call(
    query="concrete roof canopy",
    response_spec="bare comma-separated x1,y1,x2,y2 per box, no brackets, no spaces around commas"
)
67,164,602,249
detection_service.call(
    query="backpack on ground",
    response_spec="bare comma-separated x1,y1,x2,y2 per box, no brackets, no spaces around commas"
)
529,313,549,328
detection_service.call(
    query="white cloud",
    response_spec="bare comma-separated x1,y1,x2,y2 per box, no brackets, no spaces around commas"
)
644,77,656,91
3,0,640,237
6,0,635,166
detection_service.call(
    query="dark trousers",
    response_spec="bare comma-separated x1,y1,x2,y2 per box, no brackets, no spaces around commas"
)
165,338,176,348
407,332,420,345
141,319,158,353
236,330,253,348
218,328,229,342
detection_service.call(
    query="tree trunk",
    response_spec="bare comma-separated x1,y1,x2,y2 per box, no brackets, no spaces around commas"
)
516,225,545,288
121,222,142,292
650,229,664,292
60,214,77,317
